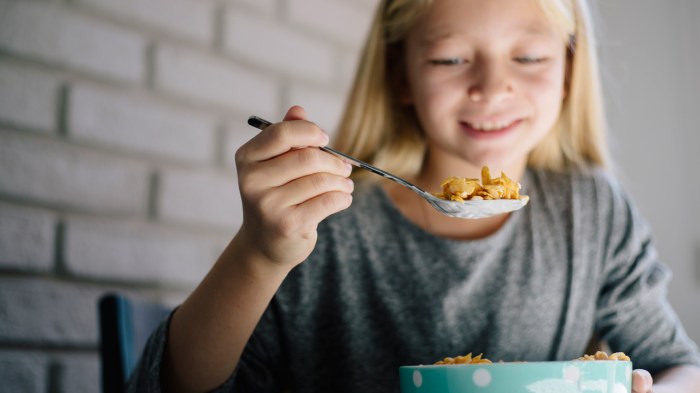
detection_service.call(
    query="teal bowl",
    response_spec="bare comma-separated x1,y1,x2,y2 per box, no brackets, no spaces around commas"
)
400,361,632,393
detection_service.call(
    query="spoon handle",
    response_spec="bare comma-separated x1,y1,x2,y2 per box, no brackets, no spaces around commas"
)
247,116,428,195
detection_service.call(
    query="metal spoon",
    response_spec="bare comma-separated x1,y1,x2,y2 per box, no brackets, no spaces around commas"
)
247,116,529,219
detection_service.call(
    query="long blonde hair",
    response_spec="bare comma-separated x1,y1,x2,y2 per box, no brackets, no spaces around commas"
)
333,0,608,180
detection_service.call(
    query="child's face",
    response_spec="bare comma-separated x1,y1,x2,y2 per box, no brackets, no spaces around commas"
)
403,0,568,170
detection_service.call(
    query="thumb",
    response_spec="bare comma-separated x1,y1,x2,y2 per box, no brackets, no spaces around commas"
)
283,105,307,121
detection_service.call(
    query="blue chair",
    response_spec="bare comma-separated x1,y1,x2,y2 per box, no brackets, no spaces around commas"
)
98,293,172,393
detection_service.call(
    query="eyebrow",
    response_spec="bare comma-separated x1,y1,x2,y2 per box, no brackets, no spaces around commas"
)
420,29,456,47
420,23,558,48
513,23,558,37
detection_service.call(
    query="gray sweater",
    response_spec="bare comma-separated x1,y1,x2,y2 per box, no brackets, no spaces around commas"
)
128,167,700,392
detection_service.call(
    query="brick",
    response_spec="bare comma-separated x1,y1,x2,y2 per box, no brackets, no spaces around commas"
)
0,131,149,215
287,0,373,48
228,0,276,15
0,61,59,133
0,277,101,345
354,0,379,13
54,353,100,393
0,0,145,83
0,351,47,393
65,217,216,287
154,44,279,117
158,167,242,230
68,83,217,164
74,0,213,44
224,10,335,84
0,202,55,273
285,84,346,136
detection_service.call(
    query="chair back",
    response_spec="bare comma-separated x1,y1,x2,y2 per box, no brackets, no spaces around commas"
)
98,293,171,393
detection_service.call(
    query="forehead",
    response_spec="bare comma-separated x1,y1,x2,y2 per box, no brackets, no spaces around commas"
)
412,0,562,46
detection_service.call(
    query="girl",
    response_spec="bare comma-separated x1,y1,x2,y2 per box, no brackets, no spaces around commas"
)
129,0,700,392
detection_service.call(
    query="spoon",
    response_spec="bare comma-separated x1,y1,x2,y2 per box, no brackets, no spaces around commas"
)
247,116,529,219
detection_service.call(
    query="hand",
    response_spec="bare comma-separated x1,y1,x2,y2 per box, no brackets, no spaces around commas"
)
631,369,654,393
234,106,354,268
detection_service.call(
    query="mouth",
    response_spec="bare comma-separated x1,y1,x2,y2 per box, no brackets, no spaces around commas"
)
461,118,523,139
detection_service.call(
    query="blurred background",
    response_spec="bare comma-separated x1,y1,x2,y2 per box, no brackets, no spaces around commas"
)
0,0,698,391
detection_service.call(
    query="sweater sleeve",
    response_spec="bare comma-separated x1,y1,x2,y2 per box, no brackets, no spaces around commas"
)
594,176,700,374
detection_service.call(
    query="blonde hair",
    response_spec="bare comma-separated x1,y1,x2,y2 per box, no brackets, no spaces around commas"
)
333,0,608,180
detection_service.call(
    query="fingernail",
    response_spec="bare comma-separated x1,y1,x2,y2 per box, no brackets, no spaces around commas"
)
346,177,354,191
345,162,353,174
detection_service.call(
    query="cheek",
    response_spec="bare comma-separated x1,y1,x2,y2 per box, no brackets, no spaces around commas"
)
410,76,459,122
525,71,566,121
419,77,464,113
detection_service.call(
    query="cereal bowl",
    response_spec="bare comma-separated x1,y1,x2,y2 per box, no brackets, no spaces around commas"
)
400,361,632,393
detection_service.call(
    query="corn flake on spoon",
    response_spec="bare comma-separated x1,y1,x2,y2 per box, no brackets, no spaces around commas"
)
248,116,529,219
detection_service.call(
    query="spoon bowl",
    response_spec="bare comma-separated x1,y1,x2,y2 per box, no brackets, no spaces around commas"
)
248,116,529,219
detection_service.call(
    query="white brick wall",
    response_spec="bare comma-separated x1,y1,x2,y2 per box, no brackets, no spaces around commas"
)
231,0,277,15
0,278,101,345
57,353,101,393
154,43,279,116
0,131,149,214
0,202,55,273
0,0,374,390
224,10,336,84
0,62,59,134
287,0,374,48
158,167,242,230
64,216,218,286
0,352,47,393
73,0,215,44
68,83,218,164
0,0,146,83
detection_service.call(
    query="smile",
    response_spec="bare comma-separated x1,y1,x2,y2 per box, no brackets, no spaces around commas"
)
459,118,523,140
467,119,520,131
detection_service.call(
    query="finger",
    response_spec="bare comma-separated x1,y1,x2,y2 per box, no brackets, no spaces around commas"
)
248,147,352,189
285,190,354,232
631,369,653,393
240,108,329,163
270,173,354,208
241,119,329,162
283,105,307,121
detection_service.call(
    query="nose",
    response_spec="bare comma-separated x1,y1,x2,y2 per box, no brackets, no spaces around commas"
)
467,62,514,103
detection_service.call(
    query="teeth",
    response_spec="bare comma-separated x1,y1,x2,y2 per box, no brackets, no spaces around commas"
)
471,121,512,131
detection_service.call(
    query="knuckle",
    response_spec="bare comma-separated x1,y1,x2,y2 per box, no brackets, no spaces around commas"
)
322,195,339,212
309,173,332,192
256,191,278,216
320,191,351,212
234,144,249,167
237,170,260,196
269,121,297,146
296,148,320,169
277,213,301,237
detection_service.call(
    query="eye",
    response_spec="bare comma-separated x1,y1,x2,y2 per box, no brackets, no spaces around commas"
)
514,56,547,64
429,58,465,66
